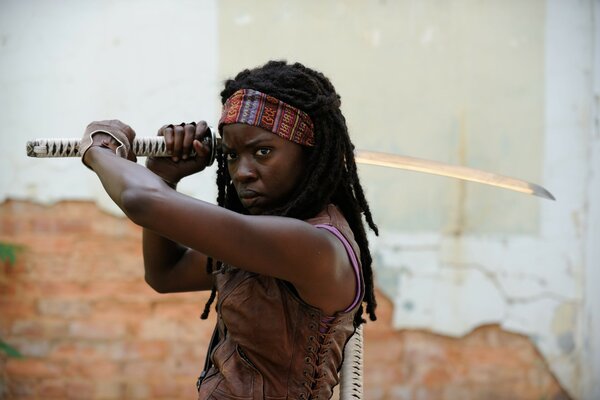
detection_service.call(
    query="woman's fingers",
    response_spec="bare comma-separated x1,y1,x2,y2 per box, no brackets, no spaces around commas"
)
158,122,209,162
182,123,196,160
161,125,175,158
159,123,197,161
170,125,183,161
194,121,209,142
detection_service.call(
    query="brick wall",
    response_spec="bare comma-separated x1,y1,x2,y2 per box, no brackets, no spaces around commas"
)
0,200,569,399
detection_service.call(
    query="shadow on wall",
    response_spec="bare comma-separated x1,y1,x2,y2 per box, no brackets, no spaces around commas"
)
0,199,571,400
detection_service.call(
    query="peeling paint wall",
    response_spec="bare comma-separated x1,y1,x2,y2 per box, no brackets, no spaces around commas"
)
1,0,598,398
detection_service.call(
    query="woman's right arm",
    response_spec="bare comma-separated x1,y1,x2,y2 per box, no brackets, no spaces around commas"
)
142,228,214,293
142,121,215,293
82,120,215,293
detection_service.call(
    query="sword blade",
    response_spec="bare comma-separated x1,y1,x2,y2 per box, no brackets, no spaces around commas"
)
25,137,555,200
355,150,555,201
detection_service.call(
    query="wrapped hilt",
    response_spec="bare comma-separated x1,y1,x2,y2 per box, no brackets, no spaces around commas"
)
339,324,364,399
26,128,220,166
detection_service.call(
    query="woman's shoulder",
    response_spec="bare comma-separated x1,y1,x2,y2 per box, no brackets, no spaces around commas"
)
304,204,360,258
304,204,345,227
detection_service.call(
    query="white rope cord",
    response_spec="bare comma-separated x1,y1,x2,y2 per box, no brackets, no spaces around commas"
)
339,324,364,399
26,136,219,167
26,137,184,158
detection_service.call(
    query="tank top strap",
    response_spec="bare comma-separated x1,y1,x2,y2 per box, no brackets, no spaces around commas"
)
314,223,363,313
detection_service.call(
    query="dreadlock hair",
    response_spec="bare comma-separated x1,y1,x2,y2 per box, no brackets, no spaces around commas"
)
200,60,379,326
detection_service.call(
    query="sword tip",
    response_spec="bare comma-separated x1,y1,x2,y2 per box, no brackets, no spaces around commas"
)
531,184,556,201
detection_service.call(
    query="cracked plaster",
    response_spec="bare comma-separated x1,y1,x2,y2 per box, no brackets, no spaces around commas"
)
372,229,584,397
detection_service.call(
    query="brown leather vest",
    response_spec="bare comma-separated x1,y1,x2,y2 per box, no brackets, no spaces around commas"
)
197,205,364,400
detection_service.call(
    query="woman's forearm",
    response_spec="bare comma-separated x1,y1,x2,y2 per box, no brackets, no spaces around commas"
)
143,227,185,290
142,229,213,292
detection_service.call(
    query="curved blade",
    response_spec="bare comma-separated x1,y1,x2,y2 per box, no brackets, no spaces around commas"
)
355,150,555,201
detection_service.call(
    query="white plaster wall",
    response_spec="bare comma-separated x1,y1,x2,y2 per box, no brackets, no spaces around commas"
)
218,0,545,235
582,1,600,398
0,0,220,212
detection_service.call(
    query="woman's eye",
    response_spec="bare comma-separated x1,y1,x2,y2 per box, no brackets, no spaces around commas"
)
255,148,271,157
225,152,237,161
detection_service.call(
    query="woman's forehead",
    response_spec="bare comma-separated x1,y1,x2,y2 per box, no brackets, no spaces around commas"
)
222,124,280,146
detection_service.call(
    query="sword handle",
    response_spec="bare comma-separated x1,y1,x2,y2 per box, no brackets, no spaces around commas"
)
339,324,364,398
26,128,220,166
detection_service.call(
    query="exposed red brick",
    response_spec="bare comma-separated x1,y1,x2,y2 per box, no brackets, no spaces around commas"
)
0,299,36,318
63,360,119,378
37,379,68,398
65,380,95,400
362,292,570,399
37,298,92,318
49,341,108,361
5,359,62,378
121,340,170,360
6,378,36,399
68,318,128,340
123,382,150,399
92,380,125,400
0,279,18,296
121,360,166,380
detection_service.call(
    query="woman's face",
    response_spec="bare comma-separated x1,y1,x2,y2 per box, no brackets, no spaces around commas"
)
221,123,307,215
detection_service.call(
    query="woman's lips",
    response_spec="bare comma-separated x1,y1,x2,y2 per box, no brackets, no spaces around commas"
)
237,189,260,199
237,189,262,208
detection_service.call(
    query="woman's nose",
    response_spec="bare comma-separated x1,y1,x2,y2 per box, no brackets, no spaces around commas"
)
233,157,257,182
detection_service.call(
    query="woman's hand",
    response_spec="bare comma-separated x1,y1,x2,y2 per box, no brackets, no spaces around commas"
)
145,121,212,186
81,120,137,168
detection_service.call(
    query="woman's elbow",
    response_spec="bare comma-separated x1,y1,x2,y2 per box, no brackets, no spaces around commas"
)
144,273,170,293
120,186,159,225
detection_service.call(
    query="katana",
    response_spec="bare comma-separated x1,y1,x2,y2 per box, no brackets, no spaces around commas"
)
26,132,555,201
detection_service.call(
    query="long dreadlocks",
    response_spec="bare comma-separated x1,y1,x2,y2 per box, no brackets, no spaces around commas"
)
200,60,378,326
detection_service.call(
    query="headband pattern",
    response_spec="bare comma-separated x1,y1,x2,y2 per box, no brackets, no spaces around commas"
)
219,88,315,147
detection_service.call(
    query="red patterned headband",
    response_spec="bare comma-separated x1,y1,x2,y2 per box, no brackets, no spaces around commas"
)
218,88,315,147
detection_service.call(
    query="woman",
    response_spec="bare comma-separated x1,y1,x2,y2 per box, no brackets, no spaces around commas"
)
81,61,378,399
